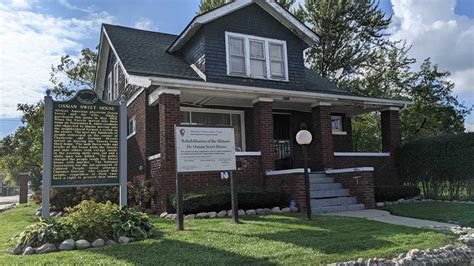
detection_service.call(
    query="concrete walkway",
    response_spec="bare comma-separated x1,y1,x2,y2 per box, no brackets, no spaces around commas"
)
323,209,458,230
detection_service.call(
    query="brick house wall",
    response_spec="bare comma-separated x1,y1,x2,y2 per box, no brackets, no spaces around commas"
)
333,156,398,187
328,171,375,209
266,173,307,211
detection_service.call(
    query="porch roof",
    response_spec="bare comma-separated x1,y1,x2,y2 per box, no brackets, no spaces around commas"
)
144,79,412,116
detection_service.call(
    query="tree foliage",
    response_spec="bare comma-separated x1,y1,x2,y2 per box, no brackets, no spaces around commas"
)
0,48,97,189
198,0,296,14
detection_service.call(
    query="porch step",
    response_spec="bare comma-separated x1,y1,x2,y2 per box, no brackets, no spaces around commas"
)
312,203,365,214
310,182,341,191
310,188,349,199
311,197,357,207
309,177,334,184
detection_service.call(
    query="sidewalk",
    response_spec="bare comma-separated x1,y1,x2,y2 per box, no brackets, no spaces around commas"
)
0,195,20,205
323,209,458,230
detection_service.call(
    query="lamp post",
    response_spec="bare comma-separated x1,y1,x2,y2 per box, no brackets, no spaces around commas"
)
296,130,312,220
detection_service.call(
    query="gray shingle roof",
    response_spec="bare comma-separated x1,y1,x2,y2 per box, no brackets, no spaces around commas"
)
104,24,202,80
103,24,352,96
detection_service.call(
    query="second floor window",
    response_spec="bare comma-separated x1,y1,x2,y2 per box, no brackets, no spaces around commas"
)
226,32,288,81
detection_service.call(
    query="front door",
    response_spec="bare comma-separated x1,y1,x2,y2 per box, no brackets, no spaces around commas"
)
273,113,293,170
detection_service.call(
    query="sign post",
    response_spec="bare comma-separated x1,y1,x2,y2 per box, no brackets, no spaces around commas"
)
42,89,126,218
175,126,237,230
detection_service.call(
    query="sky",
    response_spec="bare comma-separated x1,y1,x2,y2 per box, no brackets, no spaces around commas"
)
0,0,473,138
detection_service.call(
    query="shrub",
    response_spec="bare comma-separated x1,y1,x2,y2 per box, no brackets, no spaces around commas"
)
111,207,154,240
374,185,421,202
170,186,290,214
64,200,119,240
396,133,474,200
8,219,75,249
31,179,156,211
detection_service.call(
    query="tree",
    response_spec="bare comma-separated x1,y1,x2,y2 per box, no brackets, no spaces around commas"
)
401,58,471,141
298,0,391,81
0,48,97,189
198,0,296,14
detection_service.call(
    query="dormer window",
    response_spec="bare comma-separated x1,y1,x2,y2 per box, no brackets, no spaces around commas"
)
226,32,288,81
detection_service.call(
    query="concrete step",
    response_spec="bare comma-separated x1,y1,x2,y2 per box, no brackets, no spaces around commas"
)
311,197,357,207
312,204,365,214
309,173,328,179
310,182,341,191
310,189,349,199
309,177,334,184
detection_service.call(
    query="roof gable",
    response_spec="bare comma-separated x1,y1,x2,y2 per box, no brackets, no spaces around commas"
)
167,0,319,53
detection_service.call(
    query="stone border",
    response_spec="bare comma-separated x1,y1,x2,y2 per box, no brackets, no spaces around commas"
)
376,197,474,208
13,237,135,256
0,203,16,212
159,206,299,220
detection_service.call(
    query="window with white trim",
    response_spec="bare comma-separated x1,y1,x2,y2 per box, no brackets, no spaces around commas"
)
331,116,343,132
113,63,119,100
180,107,245,151
107,73,112,101
226,32,288,81
128,116,136,137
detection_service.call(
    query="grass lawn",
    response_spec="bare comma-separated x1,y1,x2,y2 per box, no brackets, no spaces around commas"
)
385,202,474,227
0,204,456,265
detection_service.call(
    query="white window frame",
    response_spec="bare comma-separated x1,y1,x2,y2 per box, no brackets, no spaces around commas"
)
225,31,288,82
180,107,246,151
113,63,119,100
127,115,136,139
107,73,112,101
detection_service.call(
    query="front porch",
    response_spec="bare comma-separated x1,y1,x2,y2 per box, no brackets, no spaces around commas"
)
142,84,406,213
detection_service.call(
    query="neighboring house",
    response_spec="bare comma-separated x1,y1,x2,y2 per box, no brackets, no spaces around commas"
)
94,0,411,214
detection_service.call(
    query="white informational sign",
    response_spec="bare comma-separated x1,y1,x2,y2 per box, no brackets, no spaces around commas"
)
175,126,236,173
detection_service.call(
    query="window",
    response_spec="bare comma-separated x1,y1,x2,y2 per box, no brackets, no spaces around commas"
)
128,116,136,137
107,73,112,101
113,63,119,100
226,32,288,81
331,116,343,132
180,107,245,151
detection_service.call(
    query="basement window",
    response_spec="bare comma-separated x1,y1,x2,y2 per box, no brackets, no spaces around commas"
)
180,107,245,151
226,32,288,81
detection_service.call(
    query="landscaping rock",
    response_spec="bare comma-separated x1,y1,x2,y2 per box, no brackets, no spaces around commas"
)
289,206,298,212
238,209,245,216
208,212,217,218
92,239,105,248
246,209,256,215
256,208,265,215
75,239,91,250
13,245,24,255
271,207,281,213
281,207,291,213
36,243,56,254
196,212,209,219
56,211,63,217
185,214,196,220
35,211,41,216
22,246,34,256
106,240,117,246
217,210,227,218
59,239,75,251
227,210,233,217
50,211,58,217
118,236,130,244
263,208,271,214
165,213,177,220
160,212,168,218
376,202,385,208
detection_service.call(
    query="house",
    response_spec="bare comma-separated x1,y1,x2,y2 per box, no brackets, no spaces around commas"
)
94,0,411,214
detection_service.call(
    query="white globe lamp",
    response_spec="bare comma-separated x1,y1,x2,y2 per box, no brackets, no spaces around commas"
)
296,130,312,145
295,129,312,220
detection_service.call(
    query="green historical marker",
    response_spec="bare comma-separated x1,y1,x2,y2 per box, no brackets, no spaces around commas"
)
42,89,127,218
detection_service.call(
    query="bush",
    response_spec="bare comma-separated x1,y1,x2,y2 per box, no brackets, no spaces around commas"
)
8,219,75,249
375,185,421,202
111,207,154,240
31,179,157,211
170,186,290,214
396,133,474,200
64,201,119,240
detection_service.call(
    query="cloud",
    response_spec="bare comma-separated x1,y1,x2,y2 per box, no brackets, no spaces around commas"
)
389,0,474,97
57,0,93,13
0,1,113,118
133,17,156,31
